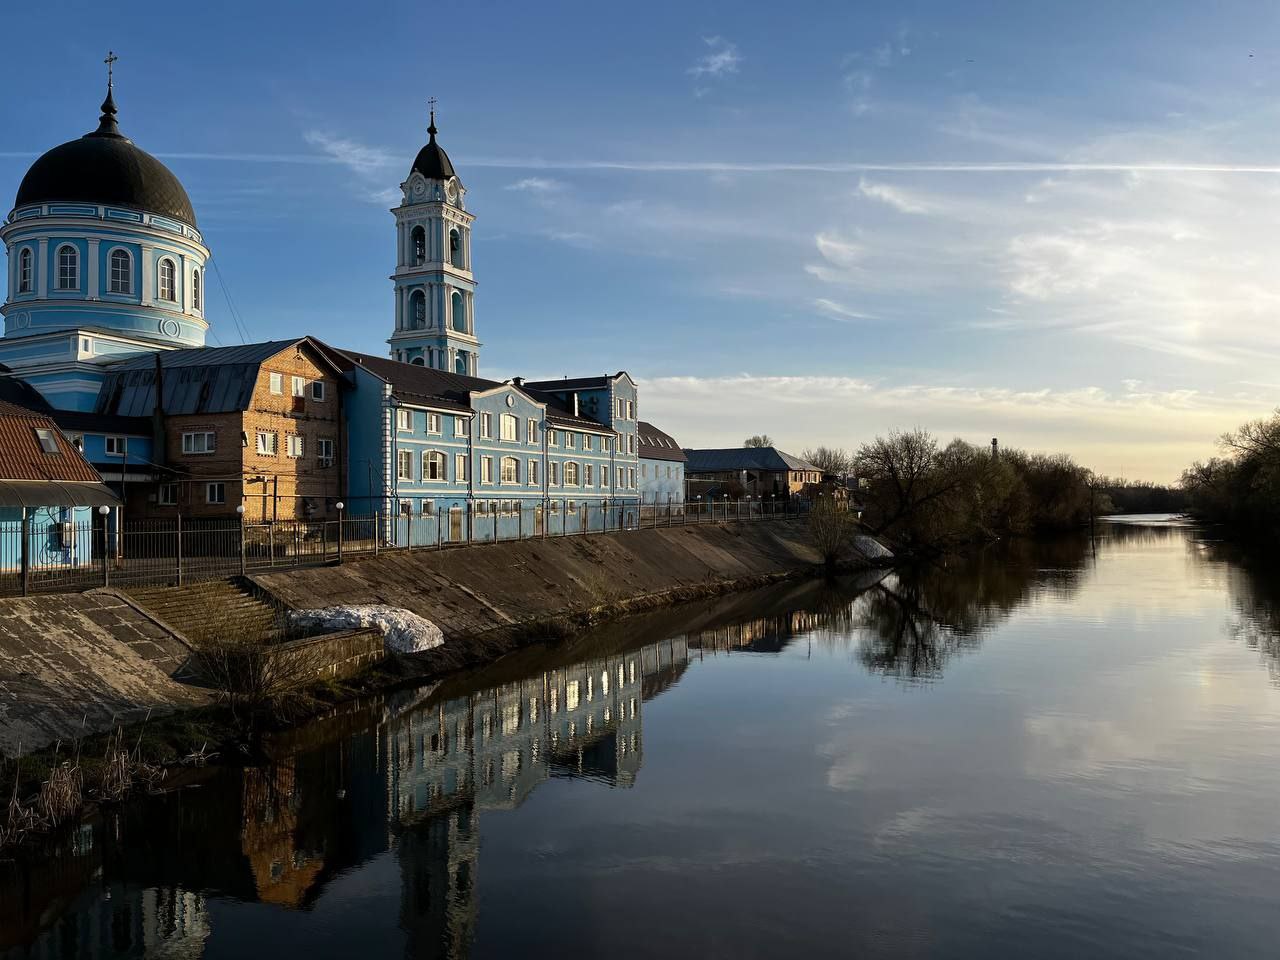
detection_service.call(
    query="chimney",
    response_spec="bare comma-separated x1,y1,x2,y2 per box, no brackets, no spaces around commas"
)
151,353,167,466
512,376,525,388
991,437,999,459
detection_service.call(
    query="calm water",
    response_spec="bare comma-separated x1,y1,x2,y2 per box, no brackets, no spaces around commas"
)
6,517,1280,958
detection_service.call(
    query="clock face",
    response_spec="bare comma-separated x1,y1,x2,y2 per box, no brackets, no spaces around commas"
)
411,179,426,198
446,179,459,202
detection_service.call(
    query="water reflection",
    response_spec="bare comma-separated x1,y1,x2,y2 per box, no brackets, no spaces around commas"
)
8,520,1280,958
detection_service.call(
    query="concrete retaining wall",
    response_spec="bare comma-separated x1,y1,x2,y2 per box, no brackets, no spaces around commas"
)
253,519,827,640
263,628,385,683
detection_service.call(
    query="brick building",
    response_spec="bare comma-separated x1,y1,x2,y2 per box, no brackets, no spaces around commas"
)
94,338,346,519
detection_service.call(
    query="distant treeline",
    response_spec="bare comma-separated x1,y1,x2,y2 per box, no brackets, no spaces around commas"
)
1181,410,1280,541
1094,479,1191,516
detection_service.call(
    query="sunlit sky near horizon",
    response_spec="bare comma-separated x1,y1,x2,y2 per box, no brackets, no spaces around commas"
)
5,1,1280,483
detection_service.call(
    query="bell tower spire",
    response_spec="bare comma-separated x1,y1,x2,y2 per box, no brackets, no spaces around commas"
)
386,103,481,375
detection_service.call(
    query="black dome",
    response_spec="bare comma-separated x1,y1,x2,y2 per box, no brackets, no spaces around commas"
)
14,87,197,226
410,116,456,181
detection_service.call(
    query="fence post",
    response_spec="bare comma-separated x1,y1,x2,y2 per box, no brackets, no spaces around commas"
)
336,502,345,563
175,514,183,587
100,508,110,588
20,512,30,597
237,506,246,576
374,509,381,556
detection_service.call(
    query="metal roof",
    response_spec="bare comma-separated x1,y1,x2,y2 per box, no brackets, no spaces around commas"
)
683,447,822,474
107,339,301,371
0,479,118,508
637,421,687,462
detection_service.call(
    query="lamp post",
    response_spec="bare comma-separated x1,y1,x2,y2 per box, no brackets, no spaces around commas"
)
98,504,111,586
335,501,345,563
236,504,246,576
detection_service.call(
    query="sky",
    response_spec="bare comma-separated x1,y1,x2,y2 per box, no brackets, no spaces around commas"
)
4,1,1280,482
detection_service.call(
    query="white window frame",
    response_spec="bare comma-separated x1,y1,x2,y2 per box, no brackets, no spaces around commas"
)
481,455,494,484
427,412,441,434
550,461,560,486
566,432,577,450
34,427,59,454
157,483,178,506
108,247,132,294
158,257,176,301
291,375,306,398
56,244,78,290
422,498,435,515
181,431,215,454
269,372,283,395
17,247,33,293
602,466,610,488
528,459,539,485
565,462,580,486
500,456,519,484
500,413,518,442
526,418,538,444
584,434,593,451
455,453,468,482
311,380,326,402
104,436,127,457
480,412,493,439
317,437,335,467
548,429,559,447
397,449,414,481
423,449,446,481
454,416,466,437
206,482,226,505
256,431,278,456
396,409,412,431
192,268,201,310
286,434,304,458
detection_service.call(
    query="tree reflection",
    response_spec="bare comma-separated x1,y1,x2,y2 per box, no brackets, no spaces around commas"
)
1198,538,1280,684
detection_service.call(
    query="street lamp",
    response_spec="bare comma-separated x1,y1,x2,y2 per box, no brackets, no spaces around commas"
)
335,502,345,562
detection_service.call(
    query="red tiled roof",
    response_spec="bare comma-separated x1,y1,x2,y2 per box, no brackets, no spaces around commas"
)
0,401,104,483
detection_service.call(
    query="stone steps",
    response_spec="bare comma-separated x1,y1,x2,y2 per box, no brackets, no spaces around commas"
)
128,579,287,645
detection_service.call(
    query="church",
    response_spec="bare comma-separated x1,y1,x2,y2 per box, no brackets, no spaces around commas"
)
0,67,677,539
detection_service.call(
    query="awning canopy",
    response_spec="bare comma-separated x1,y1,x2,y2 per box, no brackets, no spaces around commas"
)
0,480,120,508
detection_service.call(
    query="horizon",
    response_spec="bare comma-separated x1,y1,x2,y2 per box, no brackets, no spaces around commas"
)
4,2,1280,484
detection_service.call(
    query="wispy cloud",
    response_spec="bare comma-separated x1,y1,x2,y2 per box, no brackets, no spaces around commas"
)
814,298,880,322
857,177,932,214
504,176,565,194
301,131,395,175
688,36,742,79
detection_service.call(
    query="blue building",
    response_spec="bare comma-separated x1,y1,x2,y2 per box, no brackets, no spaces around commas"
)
637,421,686,506
337,352,641,541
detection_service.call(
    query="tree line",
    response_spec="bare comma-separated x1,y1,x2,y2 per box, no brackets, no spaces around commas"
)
1181,410,1280,541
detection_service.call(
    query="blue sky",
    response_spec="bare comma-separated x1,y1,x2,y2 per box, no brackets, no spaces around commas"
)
5,1,1280,481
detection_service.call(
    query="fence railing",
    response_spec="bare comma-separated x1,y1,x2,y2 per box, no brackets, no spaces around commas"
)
0,498,813,597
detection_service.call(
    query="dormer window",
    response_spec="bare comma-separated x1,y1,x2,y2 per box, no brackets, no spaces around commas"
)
412,226,426,265
34,427,59,454
56,245,78,289
158,258,177,301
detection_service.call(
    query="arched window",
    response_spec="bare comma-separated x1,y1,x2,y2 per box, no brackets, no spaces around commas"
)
411,356,425,366
451,290,466,333
192,268,201,310
565,462,580,486
422,450,447,480
455,354,466,375
411,226,426,266
109,249,132,294
158,258,176,301
449,228,464,269
17,247,33,293
56,245,78,289
500,456,519,484
410,290,426,329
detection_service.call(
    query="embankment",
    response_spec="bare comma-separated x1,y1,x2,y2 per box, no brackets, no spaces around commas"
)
253,519,839,654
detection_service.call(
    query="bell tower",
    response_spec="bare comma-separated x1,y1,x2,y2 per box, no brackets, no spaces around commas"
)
388,104,480,375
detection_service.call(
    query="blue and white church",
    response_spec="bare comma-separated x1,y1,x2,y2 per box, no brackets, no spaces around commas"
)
1,73,209,412
387,109,480,375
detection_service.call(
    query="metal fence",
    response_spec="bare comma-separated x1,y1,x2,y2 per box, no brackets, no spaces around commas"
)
0,498,813,597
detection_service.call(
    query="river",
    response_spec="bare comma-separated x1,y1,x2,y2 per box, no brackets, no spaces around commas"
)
5,517,1280,958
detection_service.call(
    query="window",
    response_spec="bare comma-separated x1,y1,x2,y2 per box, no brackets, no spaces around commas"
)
584,463,594,487
422,499,435,515
34,427,59,454
550,461,560,486
311,381,326,402
602,466,610,488
317,438,335,467
548,429,558,447
410,290,425,328
526,418,538,444
642,464,648,479
476,500,489,516
455,453,468,482
627,400,635,420
397,449,414,480
603,436,612,453
629,467,637,489
105,436,127,456
480,413,492,438
269,372,283,395
157,483,178,506
565,462,580,486
399,499,413,516
500,456,519,484
192,268,201,310
256,431,278,455
629,435,636,455
206,482,226,505
396,409,412,431
449,228,463,268
182,432,215,454
286,434,303,458
68,434,84,452
500,414,517,441
451,290,466,333
17,247,32,293
528,459,539,485
291,376,305,398
550,500,561,513
584,434,593,451
411,226,426,265
56,245,78,289
566,432,577,450
158,258,176,301
454,417,466,437
423,450,446,480
615,397,623,419
109,249,131,294
427,412,441,434
481,456,494,484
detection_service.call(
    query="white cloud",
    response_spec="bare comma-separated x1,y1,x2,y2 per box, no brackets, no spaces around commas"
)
857,177,932,214
505,177,565,194
688,36,742,79
302,130,394,175
813,298,879,322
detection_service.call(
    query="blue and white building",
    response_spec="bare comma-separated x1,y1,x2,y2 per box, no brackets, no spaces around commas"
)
637,421,686,506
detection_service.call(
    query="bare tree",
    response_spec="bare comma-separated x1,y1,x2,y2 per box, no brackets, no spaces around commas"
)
808,498,857,571
801,446,852,475
743,435,775,448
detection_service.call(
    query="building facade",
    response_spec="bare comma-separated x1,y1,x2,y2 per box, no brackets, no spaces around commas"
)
637,420,686,505
683,447,823,500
